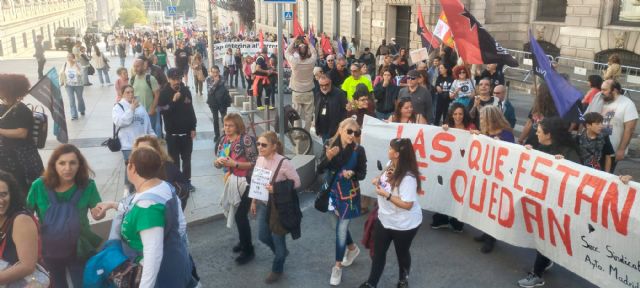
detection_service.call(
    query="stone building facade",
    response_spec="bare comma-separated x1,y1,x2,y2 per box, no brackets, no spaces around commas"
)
0,0,87,57
253,0,640,66
194,1,242,34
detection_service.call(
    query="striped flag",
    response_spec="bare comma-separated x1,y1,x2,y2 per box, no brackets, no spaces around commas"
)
433,11,455,48
28,68,68,143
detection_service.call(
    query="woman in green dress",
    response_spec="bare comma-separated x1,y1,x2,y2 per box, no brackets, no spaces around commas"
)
26,144,104,288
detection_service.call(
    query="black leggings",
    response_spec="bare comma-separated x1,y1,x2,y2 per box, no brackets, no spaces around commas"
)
366,219,420,286
533,251,551,277
235,187,253,253
434,93,451,126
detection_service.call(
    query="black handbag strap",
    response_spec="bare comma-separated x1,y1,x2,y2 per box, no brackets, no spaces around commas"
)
113,103,124,138
270,157,288,185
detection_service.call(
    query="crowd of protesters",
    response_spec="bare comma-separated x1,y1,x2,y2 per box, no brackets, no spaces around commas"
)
1,22,639,288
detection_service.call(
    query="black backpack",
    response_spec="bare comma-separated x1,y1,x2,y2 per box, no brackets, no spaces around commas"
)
130,74,153,91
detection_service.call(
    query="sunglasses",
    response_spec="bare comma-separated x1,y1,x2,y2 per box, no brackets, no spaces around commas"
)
351,70,359,73
408,77,417,80
346,129,362,137
459,71,467,74
256,142,269,148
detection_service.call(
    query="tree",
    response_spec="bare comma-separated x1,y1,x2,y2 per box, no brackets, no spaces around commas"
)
119,7,148,28
216,0,255,29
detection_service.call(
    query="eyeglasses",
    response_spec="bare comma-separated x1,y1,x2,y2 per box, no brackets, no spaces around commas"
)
459,71,467,74
346,129,362,137
350,70,359,73
256,142,269,148
408,77,417,80
319,83,331,87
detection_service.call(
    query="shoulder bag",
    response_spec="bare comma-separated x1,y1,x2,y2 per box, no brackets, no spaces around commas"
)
102,104,124,152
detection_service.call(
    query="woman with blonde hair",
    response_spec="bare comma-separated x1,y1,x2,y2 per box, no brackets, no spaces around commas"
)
249,131,301,284
133,135,191,211
318,118,368,286
215,113,258,264
473,105,514,254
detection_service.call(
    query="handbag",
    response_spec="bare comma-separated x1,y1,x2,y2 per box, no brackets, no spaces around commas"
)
108,260,142,288
314,170,338,213
87,64,96,75
102,104,123,152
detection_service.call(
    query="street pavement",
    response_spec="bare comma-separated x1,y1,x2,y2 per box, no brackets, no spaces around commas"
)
0,48,624,287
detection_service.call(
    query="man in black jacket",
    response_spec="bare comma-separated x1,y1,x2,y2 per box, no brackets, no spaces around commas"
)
315,75,347,142
206,65,230,142
159,68,197,192
373,70,400,120
34,35,46,79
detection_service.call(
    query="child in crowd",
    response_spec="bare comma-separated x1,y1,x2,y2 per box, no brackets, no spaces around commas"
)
114,67,129,102
576,112,615,172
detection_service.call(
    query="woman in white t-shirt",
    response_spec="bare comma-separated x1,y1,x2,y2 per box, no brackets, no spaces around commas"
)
359,138,422,288
62,53,86,120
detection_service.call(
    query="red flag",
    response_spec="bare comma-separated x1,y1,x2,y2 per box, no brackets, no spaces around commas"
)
259,29,264,49
293,8,304,37
320,33,333,56
434,12,455,48
417,6,439,49
439,0,517,66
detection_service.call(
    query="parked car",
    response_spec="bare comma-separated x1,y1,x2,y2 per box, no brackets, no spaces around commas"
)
54,27,79,51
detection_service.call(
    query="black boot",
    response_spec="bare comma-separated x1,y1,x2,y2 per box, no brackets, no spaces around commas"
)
481,236,496,254
232,243,242,253
235,245,255,265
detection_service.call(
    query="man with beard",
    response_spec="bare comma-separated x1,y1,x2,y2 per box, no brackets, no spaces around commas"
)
314,75,347,142
586,79,638,172
285,37,317,131
158,68,197,192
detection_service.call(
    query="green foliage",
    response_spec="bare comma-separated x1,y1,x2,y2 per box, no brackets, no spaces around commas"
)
216,0,255,29
119,7,148,28
121,0,144,9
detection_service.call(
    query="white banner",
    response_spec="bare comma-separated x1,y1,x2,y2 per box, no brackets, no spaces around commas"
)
360,116,640,288
213,42,278,60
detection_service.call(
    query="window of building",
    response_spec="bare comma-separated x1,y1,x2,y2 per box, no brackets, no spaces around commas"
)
612,0,640,26
536,0,567,22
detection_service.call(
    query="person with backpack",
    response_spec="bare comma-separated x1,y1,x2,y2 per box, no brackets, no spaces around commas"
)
130,58,161,138
26,144,105,288
215,113,259,265
113,85,155,193
0,170,42,286
94,147,198,288
0,74,45,197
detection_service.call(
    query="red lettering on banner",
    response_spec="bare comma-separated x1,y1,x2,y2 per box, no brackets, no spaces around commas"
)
514,152,530,192
469,176,487,213
575,174,606,222
556,164,580,208
430,132,454,163
413,129,427,159
487,182,499,220
481,144,496,177
521,197,545,240
498,187,515,228
468,140,482,171
601,183,636,236
395,125,404,139
525,156,552,201
548,209,573,256
495,147,508,181
450,170,467,204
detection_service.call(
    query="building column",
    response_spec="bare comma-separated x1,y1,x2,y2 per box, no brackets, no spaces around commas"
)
317,0,323,33
333,0,339,39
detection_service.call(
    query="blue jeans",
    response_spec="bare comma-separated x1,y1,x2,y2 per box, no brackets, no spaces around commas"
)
65,85,85,119
97,68,111,84
331,215,354,262
257,202,287,273
45,257,84,288
150,112,163,138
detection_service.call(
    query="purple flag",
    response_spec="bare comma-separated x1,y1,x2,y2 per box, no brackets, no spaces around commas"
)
529,30,582,119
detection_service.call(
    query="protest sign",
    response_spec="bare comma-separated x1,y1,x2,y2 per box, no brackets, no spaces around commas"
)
361,115,640,288
213,42,277,60
410,47,429,64
248,167,272,201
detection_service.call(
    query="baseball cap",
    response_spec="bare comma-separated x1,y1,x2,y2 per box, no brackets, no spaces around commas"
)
167,68,183,79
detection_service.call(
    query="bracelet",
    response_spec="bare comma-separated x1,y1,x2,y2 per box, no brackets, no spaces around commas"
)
386,193,392,201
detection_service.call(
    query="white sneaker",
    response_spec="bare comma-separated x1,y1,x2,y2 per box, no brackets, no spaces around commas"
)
341,245,360,267
329,266,342,286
